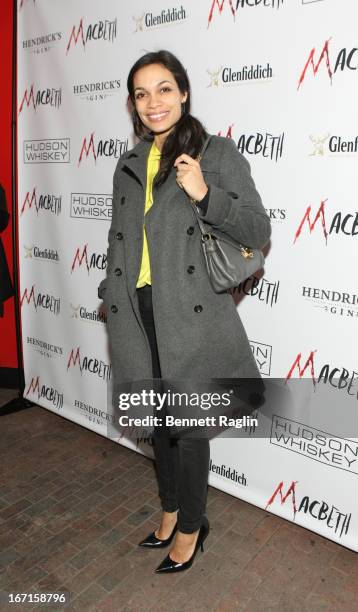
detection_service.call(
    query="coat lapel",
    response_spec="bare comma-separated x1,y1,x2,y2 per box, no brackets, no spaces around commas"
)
121,139,152,189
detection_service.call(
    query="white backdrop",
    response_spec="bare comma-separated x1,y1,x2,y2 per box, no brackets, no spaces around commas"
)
17,0,358,551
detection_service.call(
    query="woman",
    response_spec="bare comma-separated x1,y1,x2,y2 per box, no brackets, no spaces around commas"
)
98,50,271,574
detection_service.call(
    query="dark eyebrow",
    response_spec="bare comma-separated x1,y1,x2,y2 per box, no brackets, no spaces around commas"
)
134,80,173,92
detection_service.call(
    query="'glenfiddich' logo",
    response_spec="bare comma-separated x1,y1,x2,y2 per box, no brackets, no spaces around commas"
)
133,6,187,32
207,63,273,86
70,303,107,324
23,244,59,262
310,134,358,156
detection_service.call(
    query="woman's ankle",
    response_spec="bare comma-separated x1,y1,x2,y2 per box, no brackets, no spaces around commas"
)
162,509,178,519
155,510,178,539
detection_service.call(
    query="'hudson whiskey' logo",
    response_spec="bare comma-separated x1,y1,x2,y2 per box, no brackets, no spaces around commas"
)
70,193,112,220
271,416,358,475
24,139,70,163
250,340,272,376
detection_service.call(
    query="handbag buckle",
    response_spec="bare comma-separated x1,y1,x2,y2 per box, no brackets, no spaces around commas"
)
240,246,254,259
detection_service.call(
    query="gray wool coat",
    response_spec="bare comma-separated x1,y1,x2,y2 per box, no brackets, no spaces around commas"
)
98,135,271,388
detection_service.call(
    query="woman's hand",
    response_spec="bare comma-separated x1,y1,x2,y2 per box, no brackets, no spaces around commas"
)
173,154,208,202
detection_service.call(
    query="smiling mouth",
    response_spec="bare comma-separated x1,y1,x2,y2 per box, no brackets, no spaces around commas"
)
147,111,169,122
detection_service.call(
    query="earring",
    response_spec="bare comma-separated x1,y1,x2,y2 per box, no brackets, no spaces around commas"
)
181,101,186,115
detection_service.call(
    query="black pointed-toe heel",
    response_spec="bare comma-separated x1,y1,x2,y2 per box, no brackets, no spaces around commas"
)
154,516,209,573
138,522,178,548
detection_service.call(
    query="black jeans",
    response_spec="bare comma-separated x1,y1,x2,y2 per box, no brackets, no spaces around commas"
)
137,284,210,533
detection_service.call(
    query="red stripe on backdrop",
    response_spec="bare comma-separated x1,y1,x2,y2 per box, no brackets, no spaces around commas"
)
0,0,18,371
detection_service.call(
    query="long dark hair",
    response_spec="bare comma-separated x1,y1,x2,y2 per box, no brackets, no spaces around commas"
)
127,50,207,186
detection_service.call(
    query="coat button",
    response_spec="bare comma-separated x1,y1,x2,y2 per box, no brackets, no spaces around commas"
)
187,226,194,235
187,265,195,274
120,196,126,205
116,232,123,240
194,305,203,313
114,268,122,276
111,305,118,313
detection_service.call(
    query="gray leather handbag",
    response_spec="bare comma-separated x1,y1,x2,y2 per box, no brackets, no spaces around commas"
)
191,136,265,294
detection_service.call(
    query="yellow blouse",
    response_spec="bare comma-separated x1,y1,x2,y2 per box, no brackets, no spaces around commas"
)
136,141,161,288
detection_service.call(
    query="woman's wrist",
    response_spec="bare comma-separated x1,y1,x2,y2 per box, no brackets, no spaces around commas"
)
195,186,210,215
197,185,209,203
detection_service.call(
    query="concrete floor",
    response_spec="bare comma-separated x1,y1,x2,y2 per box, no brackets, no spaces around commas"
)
0,388,18,408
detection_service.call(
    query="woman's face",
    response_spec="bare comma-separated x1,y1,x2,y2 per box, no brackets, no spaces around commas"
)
133,63,187,138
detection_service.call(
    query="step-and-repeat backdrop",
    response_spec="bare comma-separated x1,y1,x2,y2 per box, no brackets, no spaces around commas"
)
18,0,358,550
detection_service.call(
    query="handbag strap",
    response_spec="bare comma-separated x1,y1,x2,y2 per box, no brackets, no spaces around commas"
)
191,203,210,238
196,134,212,162
190,135,212,238
190,136,254,256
